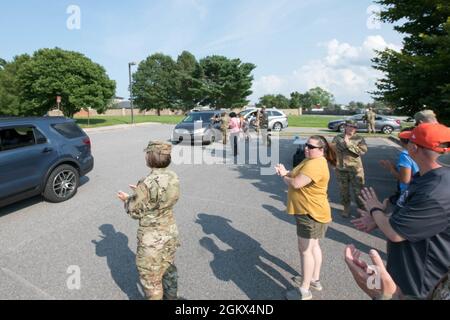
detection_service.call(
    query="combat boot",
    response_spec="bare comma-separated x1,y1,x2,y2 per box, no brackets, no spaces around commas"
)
341,206,351,218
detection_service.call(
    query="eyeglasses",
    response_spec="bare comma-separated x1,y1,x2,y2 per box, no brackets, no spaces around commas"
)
305,143,322,150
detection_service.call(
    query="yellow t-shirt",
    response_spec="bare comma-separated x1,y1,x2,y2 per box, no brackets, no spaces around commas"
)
286,156,332,223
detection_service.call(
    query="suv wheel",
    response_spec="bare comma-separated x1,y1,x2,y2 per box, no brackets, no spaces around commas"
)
273,122,283,132
205,129,216,145
382,126,394,134
43,164,79,203
338,124,345,132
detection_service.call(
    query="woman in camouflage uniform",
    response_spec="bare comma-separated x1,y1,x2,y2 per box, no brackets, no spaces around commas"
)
331,120,368,217
118,141,180,300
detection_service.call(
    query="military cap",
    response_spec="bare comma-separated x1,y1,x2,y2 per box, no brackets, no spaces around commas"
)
414,110,437,123
345,120,358,128
144,140,172,155
437,153,450,167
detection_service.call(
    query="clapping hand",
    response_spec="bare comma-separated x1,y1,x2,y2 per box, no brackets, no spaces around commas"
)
352,188,389,233
275,164,288,177
352,212,378,233
344,245,400,300
117,191,130,202
359,187,384,213
379,160,396,174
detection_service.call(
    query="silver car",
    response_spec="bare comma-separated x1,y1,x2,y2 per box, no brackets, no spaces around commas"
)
327,114,401,134
239,108,289,132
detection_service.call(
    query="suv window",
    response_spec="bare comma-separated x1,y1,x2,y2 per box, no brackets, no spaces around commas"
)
182,113,215,123
352,115,364,121
34,128,47,144
0,127,36,151
271,111,283,117
52,122,84,139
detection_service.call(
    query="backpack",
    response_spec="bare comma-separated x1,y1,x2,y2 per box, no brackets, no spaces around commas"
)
293,145,306,167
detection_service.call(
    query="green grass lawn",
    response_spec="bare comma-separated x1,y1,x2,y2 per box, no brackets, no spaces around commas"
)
75,115,184,128
75,114,342,129
288,115,341,128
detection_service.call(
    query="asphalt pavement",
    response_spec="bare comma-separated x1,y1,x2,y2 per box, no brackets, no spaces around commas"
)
0,123,401,300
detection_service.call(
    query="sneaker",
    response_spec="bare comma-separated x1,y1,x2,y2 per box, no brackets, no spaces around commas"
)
310,280,323,291
286,287,312,301
292,275,323,291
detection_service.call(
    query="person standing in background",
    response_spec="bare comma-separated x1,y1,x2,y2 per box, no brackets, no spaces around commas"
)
331,120,368,218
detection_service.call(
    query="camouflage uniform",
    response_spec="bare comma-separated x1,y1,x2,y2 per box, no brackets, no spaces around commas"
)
430,269,450,300
366,110,376,134
125,141,180,300
259,109,270,146
220,113,230,145
332,126,368,216
254,110,261,134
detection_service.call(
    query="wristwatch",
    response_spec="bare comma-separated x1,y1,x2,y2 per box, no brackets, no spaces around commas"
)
370,207,384,216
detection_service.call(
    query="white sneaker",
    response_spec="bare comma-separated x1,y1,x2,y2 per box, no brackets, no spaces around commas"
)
286,287,312,300
292,275,323,291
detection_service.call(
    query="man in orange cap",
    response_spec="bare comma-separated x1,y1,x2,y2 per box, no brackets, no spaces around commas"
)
352,123,450,299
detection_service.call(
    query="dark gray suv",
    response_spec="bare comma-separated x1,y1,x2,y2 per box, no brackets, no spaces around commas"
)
0,117,94,207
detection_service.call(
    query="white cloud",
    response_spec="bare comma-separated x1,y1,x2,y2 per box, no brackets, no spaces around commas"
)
253,75,286,95
251,35,402,104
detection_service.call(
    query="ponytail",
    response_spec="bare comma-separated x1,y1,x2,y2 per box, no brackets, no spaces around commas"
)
311,135,337,167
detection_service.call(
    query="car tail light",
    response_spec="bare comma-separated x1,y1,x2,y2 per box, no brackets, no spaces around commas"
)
395,120,401,125
83,137,91,149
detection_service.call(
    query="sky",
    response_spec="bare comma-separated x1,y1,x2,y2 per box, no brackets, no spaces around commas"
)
0,0,404,105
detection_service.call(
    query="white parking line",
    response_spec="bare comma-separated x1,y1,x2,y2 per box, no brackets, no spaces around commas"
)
0,267,55,300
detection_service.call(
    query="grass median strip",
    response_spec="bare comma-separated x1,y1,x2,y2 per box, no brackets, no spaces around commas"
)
75,115,185,128
76,115,343,129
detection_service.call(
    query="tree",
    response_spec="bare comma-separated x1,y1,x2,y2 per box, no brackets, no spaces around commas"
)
289,91,302,109
12,48,116,117
372,0,450,122
199,55,255,109
306,87,335,109
257,94,290,109
132,53,178,116
175,51,204,111
0,54,31,116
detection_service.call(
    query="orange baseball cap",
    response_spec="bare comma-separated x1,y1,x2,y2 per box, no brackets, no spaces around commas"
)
399,123,450,153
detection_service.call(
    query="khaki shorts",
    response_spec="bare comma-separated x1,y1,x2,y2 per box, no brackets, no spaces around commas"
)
295,214,329,239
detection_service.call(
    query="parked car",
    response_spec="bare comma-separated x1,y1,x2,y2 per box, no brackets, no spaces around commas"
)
239,108,288,132
0,117,94,207
327,114,401,134
171,110,223,145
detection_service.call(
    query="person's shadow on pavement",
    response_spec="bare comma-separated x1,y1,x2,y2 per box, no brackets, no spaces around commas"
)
92,224,144,300
196,213,299,299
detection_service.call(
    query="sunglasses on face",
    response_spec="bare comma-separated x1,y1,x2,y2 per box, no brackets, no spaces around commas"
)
305,143,322,150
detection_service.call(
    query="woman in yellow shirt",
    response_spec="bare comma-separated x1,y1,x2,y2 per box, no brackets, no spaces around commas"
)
275,135,336,300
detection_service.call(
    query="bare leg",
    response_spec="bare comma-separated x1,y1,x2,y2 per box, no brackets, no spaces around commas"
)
311,240,322,282
298,237,316,290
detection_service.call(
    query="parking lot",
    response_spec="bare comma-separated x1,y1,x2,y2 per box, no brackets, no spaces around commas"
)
0,123,401,300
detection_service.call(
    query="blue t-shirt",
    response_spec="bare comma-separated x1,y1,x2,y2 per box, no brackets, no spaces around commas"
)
397,150,419,192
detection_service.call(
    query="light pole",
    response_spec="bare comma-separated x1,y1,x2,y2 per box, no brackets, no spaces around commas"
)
128,62,137,124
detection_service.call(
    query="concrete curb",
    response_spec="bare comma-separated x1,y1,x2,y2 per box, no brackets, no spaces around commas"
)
388,135,402,147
